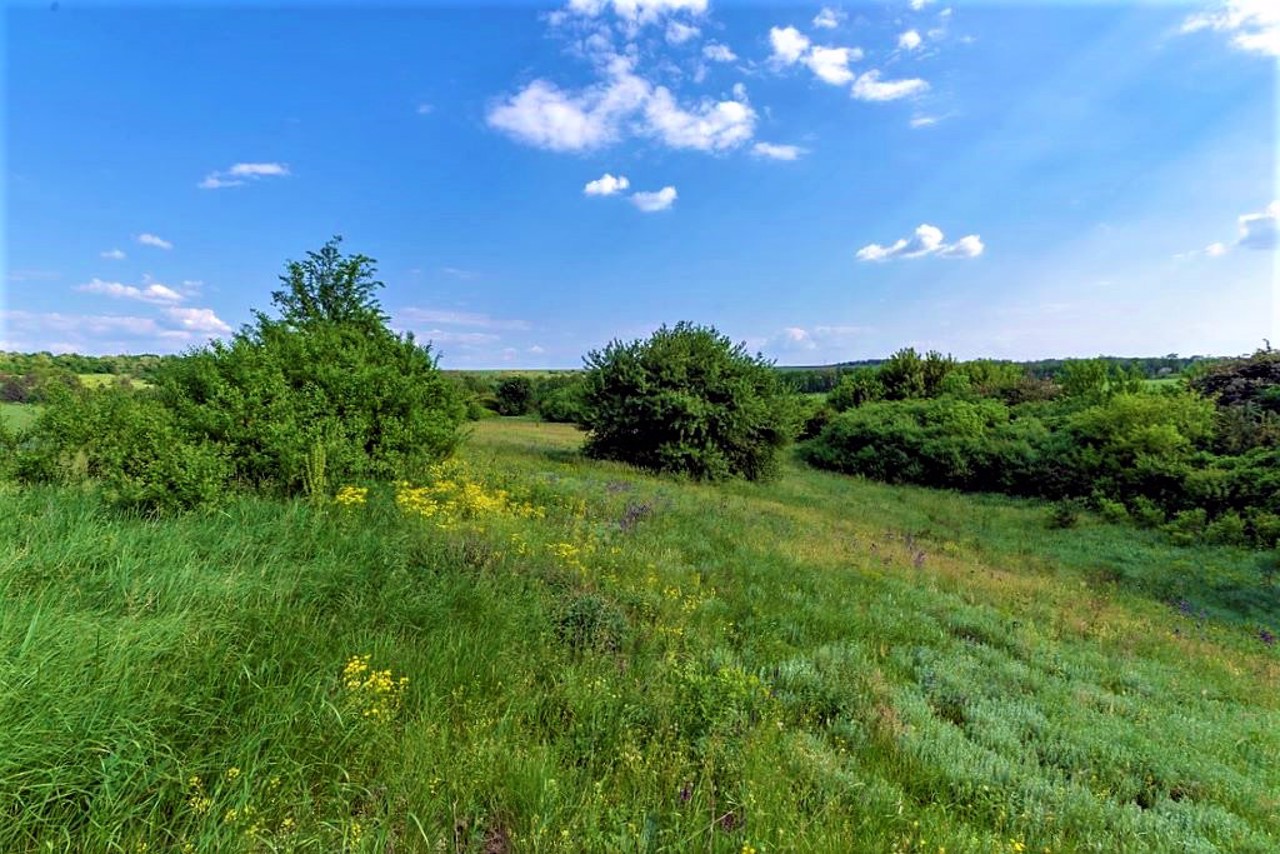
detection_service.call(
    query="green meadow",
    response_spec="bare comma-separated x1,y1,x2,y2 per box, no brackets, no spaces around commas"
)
0,418,1275,852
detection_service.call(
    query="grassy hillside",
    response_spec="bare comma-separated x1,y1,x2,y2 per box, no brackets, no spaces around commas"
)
0,420,1275,852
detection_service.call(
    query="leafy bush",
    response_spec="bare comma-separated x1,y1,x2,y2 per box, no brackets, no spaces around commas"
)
156,239,464,495
17,238,466,508
579,322,796,481
494,376,534,416
17,385,228,513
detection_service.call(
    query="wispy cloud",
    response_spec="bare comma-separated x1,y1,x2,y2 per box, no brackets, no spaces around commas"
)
78,278,184,304
1182,0,1278,57
562,0,708,26
631,186,678,212
416,103,434,115
702,42,736,62
398,308,530,331
813,7,845,30
665,20,700,44
198,161,291,190
752,142,807,161
856,223,984,261
137,233,173,250
100,248,126,260
851,70,929,101
1237,200,1279,249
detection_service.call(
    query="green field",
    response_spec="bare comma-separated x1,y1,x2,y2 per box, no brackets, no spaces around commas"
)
0,419,1275,852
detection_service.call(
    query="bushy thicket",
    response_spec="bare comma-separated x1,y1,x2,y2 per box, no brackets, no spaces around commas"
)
579,322,797,481
803,348,1280,548
11,238,465,512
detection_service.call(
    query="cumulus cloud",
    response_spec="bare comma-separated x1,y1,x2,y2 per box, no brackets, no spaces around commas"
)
806,46,860,84
909,0,934,10
769,26,811,64
631,186,678,212
1237,200,1279,249
488,56,754,154
702,42,737,62
100,248,126,260
566,0,708,24
584,172,632,195
164,306,232,335
1182,0,1279,57
78,278,184,303
666,20,700,44
643,86,755,150
855,224,984,261
898,29,923,50
136,233,173,250
752,142,807,160
851,70,929,101
813,7,845,29
199,161,291,189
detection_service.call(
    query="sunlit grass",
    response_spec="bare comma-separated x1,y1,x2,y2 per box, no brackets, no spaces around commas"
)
0,418,1275,852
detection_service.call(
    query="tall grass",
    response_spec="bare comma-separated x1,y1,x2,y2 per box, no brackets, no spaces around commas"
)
0,421,1275,852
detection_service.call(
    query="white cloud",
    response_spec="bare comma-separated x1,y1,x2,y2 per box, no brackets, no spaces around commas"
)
486,63,651,152
702,42,737,62
528,345,547,355
909,114,940,128
643,86,756,150
1182,0,1279,57
399,308,530,330
100,248,126,260
199,161,290,190
752,142,807,160
165,306,232,335
769,26,811,65
136,233,173,250
909,0,934,10
666,20,700,44
898,29,923,50
856,223,984,261
584,172,631,195
813,7,845,29
805,46,860,85
416,103,434,115
631,186,678,212
851,70,930,101
78,278,184,304
441,267,479,279
566,0,708,24
1237,200,1279,249
1206,241,1229,257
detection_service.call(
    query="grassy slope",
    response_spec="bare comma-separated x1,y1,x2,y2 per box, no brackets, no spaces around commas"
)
0,420,1276,853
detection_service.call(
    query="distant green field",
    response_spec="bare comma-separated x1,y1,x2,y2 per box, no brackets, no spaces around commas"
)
0,402,38,431
77,373,152,389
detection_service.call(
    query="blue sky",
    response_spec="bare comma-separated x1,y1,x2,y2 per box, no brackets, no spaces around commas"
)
2,0,1276,367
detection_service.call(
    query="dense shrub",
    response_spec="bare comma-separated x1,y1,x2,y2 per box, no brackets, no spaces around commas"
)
532,376,586,425
16,385,229,513
16,238,466,508
579,322,796,481
495,376,534,416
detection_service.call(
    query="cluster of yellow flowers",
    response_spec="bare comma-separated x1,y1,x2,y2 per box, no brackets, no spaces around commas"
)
342,654,409,722
395,463,544,529
334,485,369,507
